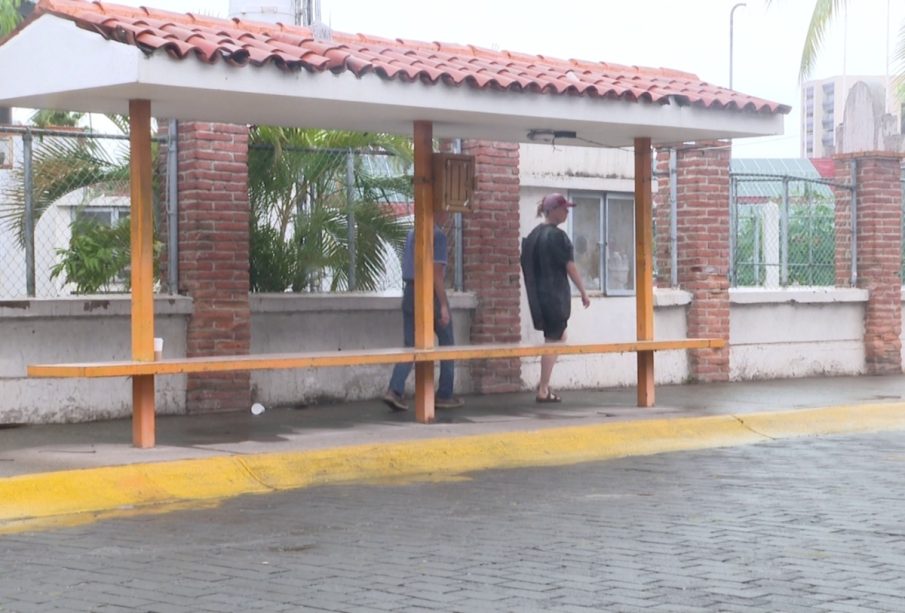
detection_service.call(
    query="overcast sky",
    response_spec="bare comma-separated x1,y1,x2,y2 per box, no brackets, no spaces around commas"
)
49,0,905,158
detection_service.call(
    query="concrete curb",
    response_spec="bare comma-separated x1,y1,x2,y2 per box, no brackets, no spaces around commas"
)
2,402,904,534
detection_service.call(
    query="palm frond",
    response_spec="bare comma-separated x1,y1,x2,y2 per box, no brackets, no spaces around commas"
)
894,21,905,103
798,0,846,81
0,135,129,247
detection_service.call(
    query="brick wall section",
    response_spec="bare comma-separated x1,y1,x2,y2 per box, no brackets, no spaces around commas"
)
654,149,673,286
460,140,522,393
835,153,903,374
832,159,854,287
177,122,252,412
675,142,731,382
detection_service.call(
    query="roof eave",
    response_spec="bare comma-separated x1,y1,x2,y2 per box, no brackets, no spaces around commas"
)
0,14,784,147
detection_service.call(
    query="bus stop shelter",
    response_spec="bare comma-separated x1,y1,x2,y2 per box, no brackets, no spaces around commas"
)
0,0,790,447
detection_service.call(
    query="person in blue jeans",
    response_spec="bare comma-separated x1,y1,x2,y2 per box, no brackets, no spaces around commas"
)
383,211,464,411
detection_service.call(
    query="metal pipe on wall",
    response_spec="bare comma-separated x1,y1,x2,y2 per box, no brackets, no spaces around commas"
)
453,138,464,292
166,119,179,295
346,149,357,290
23,129,35,297
668,148,678,288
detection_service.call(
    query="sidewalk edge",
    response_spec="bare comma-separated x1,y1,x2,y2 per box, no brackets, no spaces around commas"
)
2,402,903,533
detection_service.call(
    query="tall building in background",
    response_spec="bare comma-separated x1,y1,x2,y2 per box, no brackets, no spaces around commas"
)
800,75,896,157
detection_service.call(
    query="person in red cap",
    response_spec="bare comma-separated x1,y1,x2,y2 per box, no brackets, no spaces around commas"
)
520,193,590,402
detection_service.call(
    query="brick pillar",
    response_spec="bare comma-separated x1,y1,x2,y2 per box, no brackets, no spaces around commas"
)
835,152,902,374
177,122,252,412
675,141,731,382
654,148,672,286
460,140,522,393
832,160,854,287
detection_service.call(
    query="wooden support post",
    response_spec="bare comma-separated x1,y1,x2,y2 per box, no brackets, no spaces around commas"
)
129,99,156,448
413,121,436,423
634,137,655,407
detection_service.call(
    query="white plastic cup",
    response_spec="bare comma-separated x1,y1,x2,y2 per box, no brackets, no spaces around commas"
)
153,337,164,360
251,402,265,416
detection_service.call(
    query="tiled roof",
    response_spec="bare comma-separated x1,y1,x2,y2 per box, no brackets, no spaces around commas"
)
32,0,790,115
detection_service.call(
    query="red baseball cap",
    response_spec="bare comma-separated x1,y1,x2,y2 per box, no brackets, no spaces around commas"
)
542,193,575,213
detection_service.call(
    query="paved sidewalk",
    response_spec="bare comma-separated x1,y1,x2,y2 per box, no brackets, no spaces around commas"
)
2,374,905,533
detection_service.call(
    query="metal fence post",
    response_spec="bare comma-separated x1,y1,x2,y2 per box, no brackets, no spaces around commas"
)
728,173,737,285
166,119,179,295
754,210,761,284
23,129,35,297
453,138,464,292
346,149,357,291
780,177,789,285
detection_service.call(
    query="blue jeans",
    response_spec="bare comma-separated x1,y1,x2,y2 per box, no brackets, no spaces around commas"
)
388,283,455,399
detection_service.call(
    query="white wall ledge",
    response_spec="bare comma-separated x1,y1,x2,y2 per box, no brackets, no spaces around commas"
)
730,287,868,305
654,288,693,307
0,295,193,319
250,291,478,314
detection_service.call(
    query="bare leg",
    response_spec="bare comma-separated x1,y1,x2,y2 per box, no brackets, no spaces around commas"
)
538,330,566,398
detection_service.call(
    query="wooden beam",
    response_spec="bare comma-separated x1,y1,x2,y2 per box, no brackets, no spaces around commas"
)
28,339,726,379
412,121,435,424
634,137,655,407
129,99,156,448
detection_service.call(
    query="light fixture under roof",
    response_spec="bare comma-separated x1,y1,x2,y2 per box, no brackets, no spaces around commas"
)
527,129,578,143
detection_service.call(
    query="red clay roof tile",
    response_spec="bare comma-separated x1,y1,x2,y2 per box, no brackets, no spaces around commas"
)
33,0,790,115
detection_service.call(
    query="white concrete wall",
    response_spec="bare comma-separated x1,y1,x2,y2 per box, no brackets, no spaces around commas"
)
0,297,191,423
518,289,692,390
0,293,476,423
249,293,476,408
0,285,889,423
517,144,689,389
729,287,867,380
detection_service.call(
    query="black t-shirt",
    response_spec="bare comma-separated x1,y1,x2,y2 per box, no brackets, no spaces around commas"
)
524,223,574,326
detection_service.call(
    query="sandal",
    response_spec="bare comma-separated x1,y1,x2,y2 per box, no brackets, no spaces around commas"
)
535,388,561,403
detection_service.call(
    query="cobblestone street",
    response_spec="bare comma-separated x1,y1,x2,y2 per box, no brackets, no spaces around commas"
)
3,430,905,612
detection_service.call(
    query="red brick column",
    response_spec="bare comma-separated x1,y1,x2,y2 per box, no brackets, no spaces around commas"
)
675,142,731,382
460,140,522,393
835,152,903,374
177,122,252,412
654,148,672,286
832,160,854,287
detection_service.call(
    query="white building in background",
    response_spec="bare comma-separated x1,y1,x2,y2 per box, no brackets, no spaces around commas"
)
800,75,902,157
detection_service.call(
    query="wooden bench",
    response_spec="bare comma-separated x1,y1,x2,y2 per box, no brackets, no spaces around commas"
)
28,338,724,378
29,337,725,449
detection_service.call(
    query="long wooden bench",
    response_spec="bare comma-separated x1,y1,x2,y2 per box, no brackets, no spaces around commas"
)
28,337,725,448
28,338,724,378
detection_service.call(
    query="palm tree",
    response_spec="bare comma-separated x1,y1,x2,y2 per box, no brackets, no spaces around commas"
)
0,133,131,247
1,119,412,293
0,0,23,36
248,126,413,292
771,0,905,86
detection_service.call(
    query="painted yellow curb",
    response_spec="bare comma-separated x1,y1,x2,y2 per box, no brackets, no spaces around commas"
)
1,402,904,533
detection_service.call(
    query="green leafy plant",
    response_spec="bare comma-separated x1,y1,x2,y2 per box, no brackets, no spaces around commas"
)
248,127,413,292
50,216,162,294
0,132,133,248
0,0,22,36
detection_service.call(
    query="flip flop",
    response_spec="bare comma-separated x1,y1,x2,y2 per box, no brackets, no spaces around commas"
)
535,389,561,403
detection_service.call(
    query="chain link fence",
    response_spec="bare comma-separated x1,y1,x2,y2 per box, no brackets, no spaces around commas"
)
0,127,465,299
0,126,169,299
247,144,412,294
247,142,462,295
730,162,852,288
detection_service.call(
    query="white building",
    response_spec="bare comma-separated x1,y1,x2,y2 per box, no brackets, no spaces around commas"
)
800,75,901,157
